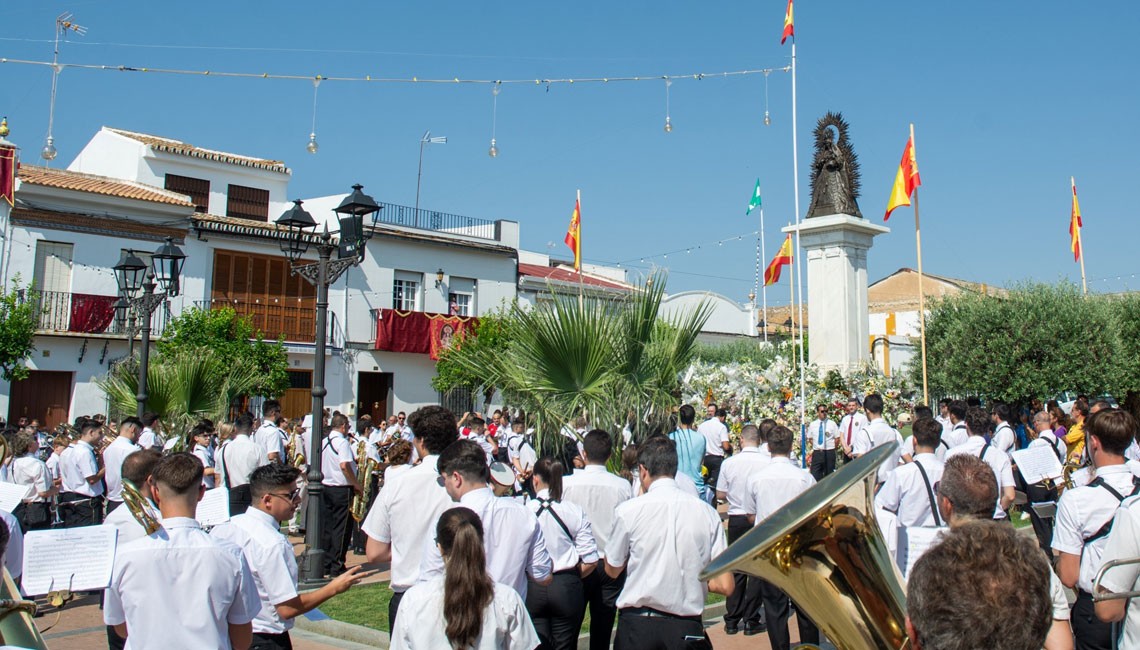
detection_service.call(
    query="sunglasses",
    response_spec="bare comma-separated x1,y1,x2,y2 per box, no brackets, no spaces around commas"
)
268,489,301,502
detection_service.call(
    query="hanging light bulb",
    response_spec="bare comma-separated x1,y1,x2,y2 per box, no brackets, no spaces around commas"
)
488,82,501,159
41,136,57,161
488,138,498,158
764,111,772,126
306,77,322,155
663,79,673,134
306,132,319,154
664,116,673,133
763,70,772,127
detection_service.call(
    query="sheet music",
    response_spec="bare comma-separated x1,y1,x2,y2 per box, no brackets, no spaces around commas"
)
0,482,30,513
897,526,946,580
22,526,117,596
1012,446,1064,484
196,488,231,527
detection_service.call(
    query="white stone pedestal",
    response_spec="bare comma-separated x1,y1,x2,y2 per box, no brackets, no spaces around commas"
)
783,213,889,373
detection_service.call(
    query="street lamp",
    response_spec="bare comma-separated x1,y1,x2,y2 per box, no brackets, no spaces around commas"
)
275,186,381,586
415,130,446,226
113,238,186,417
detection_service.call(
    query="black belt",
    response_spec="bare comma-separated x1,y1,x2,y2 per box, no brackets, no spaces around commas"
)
322,484,354,490
60,492,103,503
621,606,702,623
553,567,580,576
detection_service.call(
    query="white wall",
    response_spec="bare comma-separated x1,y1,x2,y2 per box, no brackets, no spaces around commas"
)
0,337,135,421
660,291,755,337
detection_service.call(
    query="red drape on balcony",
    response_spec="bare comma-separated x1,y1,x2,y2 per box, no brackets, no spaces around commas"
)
375,308,477,358
68,293,117,333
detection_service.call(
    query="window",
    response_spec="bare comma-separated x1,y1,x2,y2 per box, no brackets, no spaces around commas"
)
393,272,421,311
164,174,210,213
447,277,476,316
33,241,73,294
226,184,270,222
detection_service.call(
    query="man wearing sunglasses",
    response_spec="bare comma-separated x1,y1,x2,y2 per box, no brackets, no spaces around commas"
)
212,463,372,650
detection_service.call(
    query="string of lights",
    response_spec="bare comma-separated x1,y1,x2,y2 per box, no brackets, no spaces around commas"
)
0,57,790,86
606,229,761,266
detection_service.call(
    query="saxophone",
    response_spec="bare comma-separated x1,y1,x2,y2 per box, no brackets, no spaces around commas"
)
349,439,377,522
286,430,306,469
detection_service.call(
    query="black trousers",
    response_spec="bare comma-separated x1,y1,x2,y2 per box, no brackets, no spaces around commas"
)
1072,590,1116,650
229,484,253,516
527,570,587,650
702,455,724,495
105,499,123,514
321,485,354,576
581,561,624,650
59,493,103,527
614,609,710,650
810,449,837,481
724,515,764,628
388,589,406,633
250,631,293,650
759,579,819,650
106,625,126,650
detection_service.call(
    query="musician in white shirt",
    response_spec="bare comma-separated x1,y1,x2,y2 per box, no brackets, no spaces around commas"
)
604,436,733,649
254,400,287,464
136,412,165,451
851,394,904,485
9,431,55,531
419,439,553,599
363,405,458,629
808,404,840,480
562,429,632,650
1094,494,1140,648
697,407,731,503
935,398,952,432
190,425,217,489
102,417,142,514
941,400,970,450
526,457,598,650
320,413,362,578
876,417,945,529
744,425,819,650
59,421,106,527
945,406,1017,520
990,402,1017,457
900,405,952,463
216,414,267,516
716,423,770,635
104,453,260,650
212,463,369,650
838,398,868,461
1022,410,1064,555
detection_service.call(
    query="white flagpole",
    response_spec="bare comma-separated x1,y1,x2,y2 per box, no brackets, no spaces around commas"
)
760,205,768,343
577,188,584,310
791,39,807,458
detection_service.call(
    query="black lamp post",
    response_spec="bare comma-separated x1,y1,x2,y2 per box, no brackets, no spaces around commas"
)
275,186,380,586
114,238,186,418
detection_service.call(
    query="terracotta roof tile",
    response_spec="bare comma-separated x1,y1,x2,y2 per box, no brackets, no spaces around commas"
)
106,127,290,174
518,262,630,290
12,207,187,242
17,165,196,207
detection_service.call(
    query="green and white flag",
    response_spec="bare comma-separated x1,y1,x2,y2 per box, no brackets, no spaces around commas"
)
746,179,762,215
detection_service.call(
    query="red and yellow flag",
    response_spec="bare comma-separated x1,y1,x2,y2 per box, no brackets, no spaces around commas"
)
565,198,581,272
764,234,794,286
1070,179,1082,262
884,135,921,221
781,0,795,44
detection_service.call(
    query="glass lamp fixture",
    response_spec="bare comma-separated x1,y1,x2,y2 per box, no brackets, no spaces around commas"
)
664,116,673,133
488,138,498,158
306,132,319,154
764,111,772,126
41,136,57,161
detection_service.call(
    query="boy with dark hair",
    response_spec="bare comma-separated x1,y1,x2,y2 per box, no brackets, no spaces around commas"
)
669,404,707,500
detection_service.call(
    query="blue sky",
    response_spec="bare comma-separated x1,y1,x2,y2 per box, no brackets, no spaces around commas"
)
2,1,1137,301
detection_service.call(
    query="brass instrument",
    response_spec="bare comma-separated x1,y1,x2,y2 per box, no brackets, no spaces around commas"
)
121,479,162,536
350,439,378,522
1060,457,1084,491
1092,557,1140,602
0,568,46,648
701,443,908,650
286,430,306,469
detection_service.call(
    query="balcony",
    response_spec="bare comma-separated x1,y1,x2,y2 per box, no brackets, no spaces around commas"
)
28,290,170,337
195,300,341,348
376,202,496,240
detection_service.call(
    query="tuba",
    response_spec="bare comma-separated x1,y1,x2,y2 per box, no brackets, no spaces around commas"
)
350,439,378,522
701,443,909,650
0,568,47,648
121,479,162,536
286,430,306,469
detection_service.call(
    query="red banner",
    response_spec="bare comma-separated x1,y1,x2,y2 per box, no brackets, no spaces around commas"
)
0,146,15,206
69,293,117,333
375,308,477,358
429,316,474,361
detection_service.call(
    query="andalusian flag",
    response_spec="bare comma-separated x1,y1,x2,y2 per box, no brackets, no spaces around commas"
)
1070,178,1083,262
884,135,921,221
565,197,582,272
764,234,793,286
781,0,795,45
746,179,762,215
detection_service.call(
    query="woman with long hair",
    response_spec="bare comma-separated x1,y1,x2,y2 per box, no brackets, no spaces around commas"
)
1048,405,1072,443
525,457,598,649
391,507,538,649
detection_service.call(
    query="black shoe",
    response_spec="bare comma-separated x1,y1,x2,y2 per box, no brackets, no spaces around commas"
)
724,622,739,635
744,622,767,636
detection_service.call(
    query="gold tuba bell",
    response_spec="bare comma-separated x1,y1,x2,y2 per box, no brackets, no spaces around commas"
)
701,443,909,650
0,568,47,648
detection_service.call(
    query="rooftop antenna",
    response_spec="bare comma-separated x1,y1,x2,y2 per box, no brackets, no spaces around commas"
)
42,12,86,163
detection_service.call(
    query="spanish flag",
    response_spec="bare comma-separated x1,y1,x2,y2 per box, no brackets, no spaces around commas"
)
764,234,793,286
1070,178,1082,262
781,0,795,45
565,197,581,272
884,135,921,221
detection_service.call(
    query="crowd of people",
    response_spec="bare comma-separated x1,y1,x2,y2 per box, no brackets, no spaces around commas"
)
4,390,1140,649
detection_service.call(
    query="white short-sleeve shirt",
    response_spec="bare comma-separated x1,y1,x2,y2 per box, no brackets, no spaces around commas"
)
103,497,164,546
838,412,869,450
216,435,267,489
10,454,51,503
809,418,840,451
137,427,164,451
254,420,286,462
941,423,969,450
604,478,727,617
1051,464,1139,594
991,422,1016,456
60,440,103,497
210,508,299,635
697,419,730,457
390,577,539,650
320,432,356,487
527,490,598,573
715,447,770,516
851,418,904,484
102,437,141,502
104,517,260,650
745,456,816,523
1097,496,1140,643
875,453,945,528
562,465,632,558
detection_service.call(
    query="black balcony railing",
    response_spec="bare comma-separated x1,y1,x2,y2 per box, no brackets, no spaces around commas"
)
376,202,496,240
27,290,169,336
195,300,341,348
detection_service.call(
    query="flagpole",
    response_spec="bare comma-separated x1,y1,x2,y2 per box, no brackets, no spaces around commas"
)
911,124,930,406
1073,176,1088,296
760,205,768,343
790,38,807,463
577,188,585,310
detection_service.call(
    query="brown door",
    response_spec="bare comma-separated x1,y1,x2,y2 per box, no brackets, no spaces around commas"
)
357,372,392,422
281,370,313,420
9,370,73,429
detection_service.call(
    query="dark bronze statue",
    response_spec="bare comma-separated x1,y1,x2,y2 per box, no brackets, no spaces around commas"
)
806,112,862,219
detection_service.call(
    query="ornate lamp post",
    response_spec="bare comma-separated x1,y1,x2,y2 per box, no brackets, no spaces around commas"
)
114,239,186,417
275,186,381,586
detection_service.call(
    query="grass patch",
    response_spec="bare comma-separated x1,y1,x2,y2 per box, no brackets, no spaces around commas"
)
318,581,393,632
